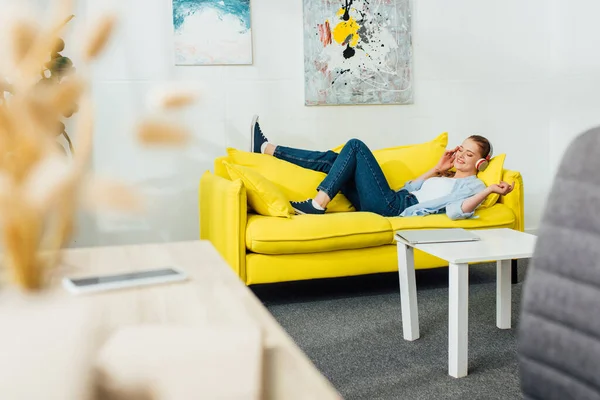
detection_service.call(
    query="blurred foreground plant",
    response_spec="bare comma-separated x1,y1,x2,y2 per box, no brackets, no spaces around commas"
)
0,1,193,290
3,14,77,155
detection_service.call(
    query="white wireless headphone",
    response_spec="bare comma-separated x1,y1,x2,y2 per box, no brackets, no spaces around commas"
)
475,143,494,172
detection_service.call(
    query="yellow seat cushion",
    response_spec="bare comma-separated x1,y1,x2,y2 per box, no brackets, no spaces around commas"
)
476,153,506,209
245,245,455,285
386,203,516,241
331,133,448,191
224,162,293,218
245,212,393,255
225,149,354,213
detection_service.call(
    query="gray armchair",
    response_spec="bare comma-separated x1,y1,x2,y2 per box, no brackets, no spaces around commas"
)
518,127,600,399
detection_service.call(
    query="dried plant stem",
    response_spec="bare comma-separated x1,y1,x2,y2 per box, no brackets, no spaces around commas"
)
34,189,75,278
10,21,39,64
137,120,191,146
156,91,197,109
83,177,143,213
62,131,74,154
70,97,93,177
45,179,77,253
83,14,117,61
2,199,44,290
52,78,85,116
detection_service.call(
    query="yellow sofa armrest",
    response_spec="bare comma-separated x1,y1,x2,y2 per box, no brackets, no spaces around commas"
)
498,169,524,232
199,171,248,281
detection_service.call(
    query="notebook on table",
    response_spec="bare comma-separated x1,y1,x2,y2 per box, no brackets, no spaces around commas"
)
395,228,480,245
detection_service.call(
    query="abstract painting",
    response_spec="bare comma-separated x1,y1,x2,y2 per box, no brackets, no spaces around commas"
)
303,0,412,105
172,0,253,65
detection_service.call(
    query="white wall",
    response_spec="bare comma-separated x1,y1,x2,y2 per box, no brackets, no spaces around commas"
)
547,1,600,174
5,0,600,245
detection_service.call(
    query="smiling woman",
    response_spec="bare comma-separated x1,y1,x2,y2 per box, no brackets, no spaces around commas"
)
172,0,253,65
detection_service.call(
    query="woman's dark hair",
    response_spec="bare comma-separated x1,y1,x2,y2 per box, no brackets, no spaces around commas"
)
468,135,492,158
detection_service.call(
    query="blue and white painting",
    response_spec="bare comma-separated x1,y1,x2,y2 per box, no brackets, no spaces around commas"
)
172,0,253,65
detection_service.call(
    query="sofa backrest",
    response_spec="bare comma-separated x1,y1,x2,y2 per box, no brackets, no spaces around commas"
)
518,127,600,399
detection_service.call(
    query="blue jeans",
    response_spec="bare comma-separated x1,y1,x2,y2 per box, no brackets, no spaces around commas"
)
273,139,418,217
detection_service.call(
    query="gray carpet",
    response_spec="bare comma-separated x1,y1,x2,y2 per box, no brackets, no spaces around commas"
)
252,261,529,400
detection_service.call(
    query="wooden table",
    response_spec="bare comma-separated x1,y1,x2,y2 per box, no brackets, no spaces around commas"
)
0,241,340,399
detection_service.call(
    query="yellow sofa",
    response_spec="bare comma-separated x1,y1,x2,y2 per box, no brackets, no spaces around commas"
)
199,134,524,285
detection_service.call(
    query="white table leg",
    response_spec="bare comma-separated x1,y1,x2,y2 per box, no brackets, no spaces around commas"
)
449,262,468,378
397,242,419,341
496,259,512,329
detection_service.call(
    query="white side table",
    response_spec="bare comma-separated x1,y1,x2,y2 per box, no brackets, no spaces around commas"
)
395,228,537,378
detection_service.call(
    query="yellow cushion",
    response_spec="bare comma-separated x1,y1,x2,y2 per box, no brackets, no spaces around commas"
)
476,153,506,209
375,132,448,163
331,133,448,191
245,212,393,254
386,203,516,240
214,156,230,180
377,133,449,190
378,159,417,191
225,148,354,213
245,246,400,284
224,162,293,218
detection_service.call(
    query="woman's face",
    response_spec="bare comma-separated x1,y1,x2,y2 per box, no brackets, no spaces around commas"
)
454,138,483,173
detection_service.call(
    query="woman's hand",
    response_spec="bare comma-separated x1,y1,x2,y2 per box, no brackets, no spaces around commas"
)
488,181,514,196
435,146,459,173
415,146,460,181
460,181,515,215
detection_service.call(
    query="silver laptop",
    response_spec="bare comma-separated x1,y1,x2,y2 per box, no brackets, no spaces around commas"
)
395,228,480,244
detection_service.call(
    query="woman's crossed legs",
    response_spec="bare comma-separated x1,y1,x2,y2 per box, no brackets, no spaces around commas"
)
251,116,417,217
